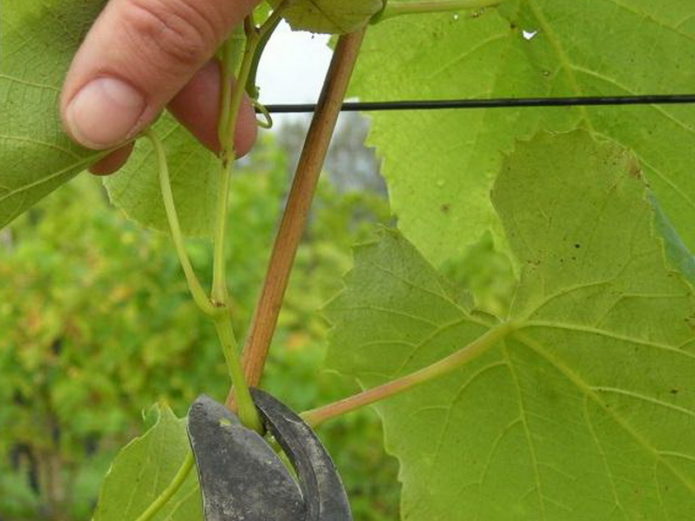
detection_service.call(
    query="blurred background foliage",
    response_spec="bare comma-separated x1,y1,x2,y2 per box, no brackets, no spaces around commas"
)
0,114,400,521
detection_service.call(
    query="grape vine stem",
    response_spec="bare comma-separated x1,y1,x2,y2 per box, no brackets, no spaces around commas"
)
148,123,260,430
209,17,265,433
301,322,516,427
212,20,261,306
228,29,366,405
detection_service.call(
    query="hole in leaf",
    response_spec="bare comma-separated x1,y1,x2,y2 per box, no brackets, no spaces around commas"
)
522,29,539,40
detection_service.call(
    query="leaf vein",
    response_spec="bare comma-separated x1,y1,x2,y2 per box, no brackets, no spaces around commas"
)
504,342,548,520
516,332,695,493
591,386,695,419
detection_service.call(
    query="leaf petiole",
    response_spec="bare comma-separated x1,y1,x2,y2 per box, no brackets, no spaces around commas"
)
146,130,216,316
213,313,263,433
259,0,292,39
216,25,246,148
301,322,516,427
208,17,265,432
244,1,287,99
211,18,261,306
147,126,261,430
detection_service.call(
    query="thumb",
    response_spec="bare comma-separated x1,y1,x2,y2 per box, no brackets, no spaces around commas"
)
60,0,259,150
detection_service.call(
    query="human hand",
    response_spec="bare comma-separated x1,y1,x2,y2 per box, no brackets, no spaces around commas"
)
60,0,261,174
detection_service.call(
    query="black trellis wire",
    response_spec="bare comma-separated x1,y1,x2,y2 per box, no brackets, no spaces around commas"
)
259,94,695,114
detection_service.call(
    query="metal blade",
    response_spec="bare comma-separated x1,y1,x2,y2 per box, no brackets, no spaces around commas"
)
251,388,352,521
187,395,305,521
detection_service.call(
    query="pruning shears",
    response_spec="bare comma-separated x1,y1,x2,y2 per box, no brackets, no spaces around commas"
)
187,389,352,521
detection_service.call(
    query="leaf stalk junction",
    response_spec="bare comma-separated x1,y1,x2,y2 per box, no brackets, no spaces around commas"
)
149,15,265,434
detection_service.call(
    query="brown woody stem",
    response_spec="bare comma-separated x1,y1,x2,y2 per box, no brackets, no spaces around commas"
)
226,30,366,407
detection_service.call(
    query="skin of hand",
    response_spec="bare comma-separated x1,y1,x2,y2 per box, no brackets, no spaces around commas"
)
60,0,262,175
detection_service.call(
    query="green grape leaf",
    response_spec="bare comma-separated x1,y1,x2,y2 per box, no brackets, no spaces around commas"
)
94,404,202,521
103,115,219,236
0,0,107,231
0,1,219,236
268,0,384,34
353,1,695,263
326,131,695,521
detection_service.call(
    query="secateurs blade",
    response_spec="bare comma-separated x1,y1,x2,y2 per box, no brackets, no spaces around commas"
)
187,389,352,521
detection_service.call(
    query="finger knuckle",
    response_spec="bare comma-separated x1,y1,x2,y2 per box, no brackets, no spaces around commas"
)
122,0,223,70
